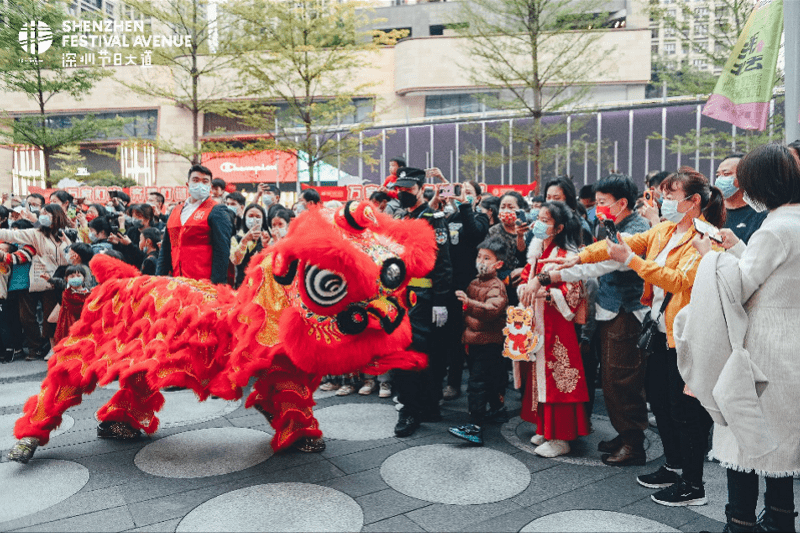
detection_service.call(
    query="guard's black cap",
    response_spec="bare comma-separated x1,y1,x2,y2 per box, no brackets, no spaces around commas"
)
394,167,426,189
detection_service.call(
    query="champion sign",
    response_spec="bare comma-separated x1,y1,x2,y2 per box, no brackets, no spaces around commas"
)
202,150,298,183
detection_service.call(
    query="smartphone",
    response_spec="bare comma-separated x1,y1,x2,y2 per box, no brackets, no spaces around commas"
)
67,205,77,219
693,218,723,243
643,190,655,207
603,219,619,244
439,184,455,198
515,209,529,226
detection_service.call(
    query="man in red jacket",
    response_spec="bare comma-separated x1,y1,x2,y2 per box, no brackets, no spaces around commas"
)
156,165,232,284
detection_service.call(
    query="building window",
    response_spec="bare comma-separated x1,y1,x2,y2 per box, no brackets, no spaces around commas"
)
667,9,676,17
664,42,676,55
715,6,727,18
651,44,659,54
694,7,708,18
425,94,495,117
695,24,708,36
651,27,658,38
20,109,159,141
664,26,675,37
693,58,707,69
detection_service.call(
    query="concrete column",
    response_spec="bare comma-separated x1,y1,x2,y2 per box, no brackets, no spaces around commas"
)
785,0,800,143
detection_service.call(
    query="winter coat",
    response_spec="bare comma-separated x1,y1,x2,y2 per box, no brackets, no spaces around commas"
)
462,273,508,346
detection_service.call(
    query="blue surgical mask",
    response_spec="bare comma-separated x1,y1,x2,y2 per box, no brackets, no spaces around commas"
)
262,195,274,207
38,214,52,227
532,220,551,240
188,182,211,201
660,197,688,223
715,176,738,199
67,276,84,288
466,195,475,205
227,205,240,215
89,231,98,243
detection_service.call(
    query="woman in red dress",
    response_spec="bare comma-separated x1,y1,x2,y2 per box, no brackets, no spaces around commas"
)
517,201,590,458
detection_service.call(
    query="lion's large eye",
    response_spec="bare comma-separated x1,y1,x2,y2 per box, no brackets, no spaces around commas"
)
380,258,406,290
305,265,348,307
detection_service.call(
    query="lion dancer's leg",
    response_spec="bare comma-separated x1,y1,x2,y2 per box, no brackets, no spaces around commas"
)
8,352,96,463
247,354,325,453
96,372,164,440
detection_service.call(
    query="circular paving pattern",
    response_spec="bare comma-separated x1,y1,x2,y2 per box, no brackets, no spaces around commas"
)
312,389,337,401
520,510,681,532
0,460,89,523
502,415,663,467
314,403,397,441
157,390,241,429
0,413,74,450
380,444,530,505
134,428,273,478
0,360,48,379
0,381,45,408
176,483,363,532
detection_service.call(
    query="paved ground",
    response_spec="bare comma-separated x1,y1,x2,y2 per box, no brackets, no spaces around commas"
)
0,359,794,532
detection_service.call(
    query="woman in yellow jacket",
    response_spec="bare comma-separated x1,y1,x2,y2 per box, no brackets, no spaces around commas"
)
534,167,725,507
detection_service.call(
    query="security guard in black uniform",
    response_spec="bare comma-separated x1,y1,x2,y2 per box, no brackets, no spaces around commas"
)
392,167,453,437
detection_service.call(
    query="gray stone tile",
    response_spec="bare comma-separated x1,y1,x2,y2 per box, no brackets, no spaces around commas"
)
526,472,651,514
619,498,701,529
320,436,404,458
257,458,346,485
224,410,267,428
363,515,427,533
127,518,181,532
328,441,409,475
405,500,525,532
11,505,135,532
678,515,725,532
319,467,390,498
511,462,619,507
457,506,540,533
356,489,431,524
76,449,143,492
0,482,126,531
510,451,562,474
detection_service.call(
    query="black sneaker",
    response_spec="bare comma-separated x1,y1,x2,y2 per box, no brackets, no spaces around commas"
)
485,406,510,424
394,413,420,437
637,465,681,488
449,424,484,446
651,478,707,506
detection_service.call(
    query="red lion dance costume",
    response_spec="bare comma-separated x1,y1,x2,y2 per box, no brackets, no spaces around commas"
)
7,201,436,463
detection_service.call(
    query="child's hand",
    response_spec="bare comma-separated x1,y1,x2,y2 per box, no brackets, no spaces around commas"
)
40,272,51,281
455,290,468,305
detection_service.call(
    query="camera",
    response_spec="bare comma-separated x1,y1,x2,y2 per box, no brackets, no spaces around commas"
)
102,213,121,234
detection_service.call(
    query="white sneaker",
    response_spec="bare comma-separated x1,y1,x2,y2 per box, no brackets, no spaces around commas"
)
534,439,570,458
358,380,377,395
395,402,404,412
379,382,392,398
530,434,546,446
335,384,356,396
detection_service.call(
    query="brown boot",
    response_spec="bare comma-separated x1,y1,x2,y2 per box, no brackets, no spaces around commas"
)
601,444,646,466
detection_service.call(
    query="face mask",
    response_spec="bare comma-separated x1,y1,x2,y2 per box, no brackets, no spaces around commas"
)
106,203,115,211
466,195,475,205
595,200,622,223
38,214,52,227
68,276,84,288
397,191,417,209
498,210,517,225
188,182,211,201
660,197,688,223
715,176,738,199
245,216,262,230
86,212,98,222
89,232,98,243
262,195,274,207
532,220,552,240
272,226,288,239
227,205,240,216
743,192,767,213
130,218,143,229
294,204,306,214
29,205,40,213
443,204,456,216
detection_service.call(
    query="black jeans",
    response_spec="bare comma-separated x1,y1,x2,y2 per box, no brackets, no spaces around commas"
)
0,292,23,351
645,331,713,485
727,468,795,523
465,343,506,423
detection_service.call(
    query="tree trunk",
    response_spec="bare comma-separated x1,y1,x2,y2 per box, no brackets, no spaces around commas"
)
191,3,200,165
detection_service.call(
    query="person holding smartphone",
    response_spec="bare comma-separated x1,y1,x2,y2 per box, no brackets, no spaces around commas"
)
533,168,725,507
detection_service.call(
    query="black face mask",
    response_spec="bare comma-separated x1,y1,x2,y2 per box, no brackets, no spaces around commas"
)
398,191,417,209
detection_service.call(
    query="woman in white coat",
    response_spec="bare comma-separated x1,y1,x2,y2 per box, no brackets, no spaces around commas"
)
693,143,800,532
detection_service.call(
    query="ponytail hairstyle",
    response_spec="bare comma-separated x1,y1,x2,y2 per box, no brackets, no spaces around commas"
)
659,166,726,228
540,201,581,252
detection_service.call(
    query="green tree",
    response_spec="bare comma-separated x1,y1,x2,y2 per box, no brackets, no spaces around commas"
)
0,0,120,187
221,0,405,185
118,0,250,164
649,0,753,96
455,0,616,190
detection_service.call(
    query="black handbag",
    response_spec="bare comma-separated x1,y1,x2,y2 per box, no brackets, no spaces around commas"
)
637,293,673,352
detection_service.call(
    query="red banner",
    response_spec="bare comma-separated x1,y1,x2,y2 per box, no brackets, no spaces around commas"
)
202,150,298,184
28,186,189,205
485,183,537,197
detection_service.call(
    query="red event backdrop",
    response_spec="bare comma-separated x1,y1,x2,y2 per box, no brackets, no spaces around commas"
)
305,183,538,202
201,150,298,184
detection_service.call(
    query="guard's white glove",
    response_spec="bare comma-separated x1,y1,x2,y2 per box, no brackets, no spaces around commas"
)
432,306,448,327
